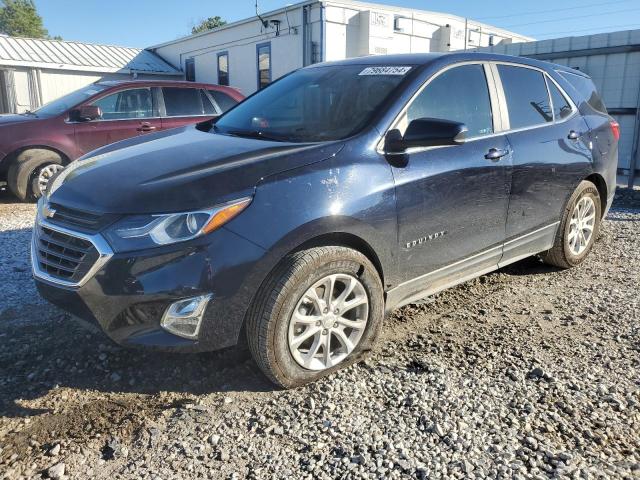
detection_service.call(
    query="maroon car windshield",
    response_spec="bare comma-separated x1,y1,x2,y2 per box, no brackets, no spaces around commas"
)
32,84,108,118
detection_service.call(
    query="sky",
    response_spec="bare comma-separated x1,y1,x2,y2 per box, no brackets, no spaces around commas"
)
35,0,640,48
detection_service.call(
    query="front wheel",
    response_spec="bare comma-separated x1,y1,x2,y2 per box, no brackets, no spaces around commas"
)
541,180,602,268
246,246,384,388
7,149,64,201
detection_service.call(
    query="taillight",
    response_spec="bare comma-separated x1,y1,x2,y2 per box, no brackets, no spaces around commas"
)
610,120,620,141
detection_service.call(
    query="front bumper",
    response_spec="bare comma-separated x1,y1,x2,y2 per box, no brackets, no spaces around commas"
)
34,226,267,352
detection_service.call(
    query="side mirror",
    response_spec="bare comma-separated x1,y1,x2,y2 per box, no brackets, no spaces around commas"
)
385,118,468,153
70,105,102,122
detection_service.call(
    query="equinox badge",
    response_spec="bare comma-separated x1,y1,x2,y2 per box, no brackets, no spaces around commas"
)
406,231,447,249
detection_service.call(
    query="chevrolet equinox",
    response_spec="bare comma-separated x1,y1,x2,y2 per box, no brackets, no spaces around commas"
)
33,53,618,388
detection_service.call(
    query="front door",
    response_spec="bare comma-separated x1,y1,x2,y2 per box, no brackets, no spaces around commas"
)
388,63,511,295
73,87,161,155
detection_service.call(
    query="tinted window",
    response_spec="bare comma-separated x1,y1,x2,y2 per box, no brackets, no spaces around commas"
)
217,53,229,86
406,64,493,137
498,65,552,129
92,88,153,120
215,65,408,142
163,87,203,116
201,90,216,115
547,80,573,120
558,71,607,113
257,43,271,90
209,90,238,112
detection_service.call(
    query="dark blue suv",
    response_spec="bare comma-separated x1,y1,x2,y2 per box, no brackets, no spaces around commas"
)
32,53,618,387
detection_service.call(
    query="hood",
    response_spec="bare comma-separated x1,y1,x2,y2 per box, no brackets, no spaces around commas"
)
48,125,343,214
0,113,38,126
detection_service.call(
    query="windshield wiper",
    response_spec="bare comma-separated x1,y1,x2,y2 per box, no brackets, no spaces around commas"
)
20,110,37,116
226,129,288,142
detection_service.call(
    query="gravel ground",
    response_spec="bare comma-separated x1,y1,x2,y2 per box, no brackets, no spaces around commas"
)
0,187,638,480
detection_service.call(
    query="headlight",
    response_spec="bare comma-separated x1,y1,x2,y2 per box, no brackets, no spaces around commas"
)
104,197,251,252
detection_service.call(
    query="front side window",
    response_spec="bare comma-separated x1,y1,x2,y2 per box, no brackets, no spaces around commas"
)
162,87,205,116
402,64,493,138
215,64,411,142
257,43,271,90
92,88,153,120
498,65,552,129
217,52,229,86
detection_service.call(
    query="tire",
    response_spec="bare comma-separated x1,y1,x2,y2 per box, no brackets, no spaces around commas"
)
7,149,64,202
540,180,602,269
246,246,384,388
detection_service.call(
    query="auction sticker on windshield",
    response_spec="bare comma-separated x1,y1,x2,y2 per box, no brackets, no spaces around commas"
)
359,66,412,76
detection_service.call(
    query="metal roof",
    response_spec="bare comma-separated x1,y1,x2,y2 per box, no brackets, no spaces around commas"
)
0,35,181,75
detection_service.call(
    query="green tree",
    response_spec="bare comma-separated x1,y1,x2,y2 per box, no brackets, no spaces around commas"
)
0,0,49,38
191,16,226,34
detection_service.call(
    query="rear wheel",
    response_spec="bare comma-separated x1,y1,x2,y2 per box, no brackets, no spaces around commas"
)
246,246,384,388
7,149,64,201
541,180,601,268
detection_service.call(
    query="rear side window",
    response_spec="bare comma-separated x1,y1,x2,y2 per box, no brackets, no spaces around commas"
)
209,90,238,112
498,65,552,129
162,87,204,116
547,80,573,121
557,71,607,113
406,64,493,138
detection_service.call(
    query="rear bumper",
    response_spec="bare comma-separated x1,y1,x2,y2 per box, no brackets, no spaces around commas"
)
35,227,266,352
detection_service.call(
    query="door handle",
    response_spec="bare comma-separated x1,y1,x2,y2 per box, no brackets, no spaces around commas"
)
484,148,509,161
568,130,580,140
137,123,156,132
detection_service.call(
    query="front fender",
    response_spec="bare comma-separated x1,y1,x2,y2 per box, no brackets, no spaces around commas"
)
225,144,400,288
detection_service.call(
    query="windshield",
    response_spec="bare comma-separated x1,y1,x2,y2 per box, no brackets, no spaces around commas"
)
32,84,108,117
215,65,413,142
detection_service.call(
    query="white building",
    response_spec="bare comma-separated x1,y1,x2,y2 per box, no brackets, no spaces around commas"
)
0,35,181,113
148,0,533,95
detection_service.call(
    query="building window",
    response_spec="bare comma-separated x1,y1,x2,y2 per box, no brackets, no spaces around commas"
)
185,58,196,82
217,52,229,86
256,42,271,90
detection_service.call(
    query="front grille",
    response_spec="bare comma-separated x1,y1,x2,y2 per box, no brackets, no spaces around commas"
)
47,203,117,233
35,225,100,283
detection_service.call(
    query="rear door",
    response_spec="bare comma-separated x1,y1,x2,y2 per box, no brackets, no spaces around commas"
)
73,87,161,155
494,63,592,263
388,63,512,288
159,87,219,131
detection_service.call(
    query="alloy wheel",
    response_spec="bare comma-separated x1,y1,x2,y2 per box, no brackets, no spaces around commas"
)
568,196,596,255
288,273,369,371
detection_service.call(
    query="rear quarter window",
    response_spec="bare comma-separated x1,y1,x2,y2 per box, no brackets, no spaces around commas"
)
557,71,607,114
209,90,238,112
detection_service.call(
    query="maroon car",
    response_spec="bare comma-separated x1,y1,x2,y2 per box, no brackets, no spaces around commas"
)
0,80,244,201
